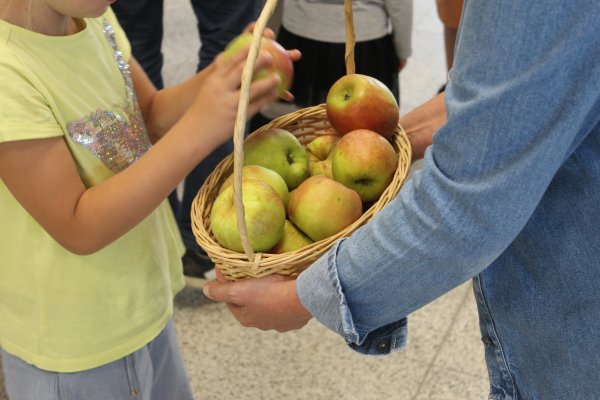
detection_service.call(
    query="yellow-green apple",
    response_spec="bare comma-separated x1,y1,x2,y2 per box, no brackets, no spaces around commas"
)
269,220,313,254
305,134,339,178
210,179,285,253
331,129,398,202
243,128,309,190
325,74,399,140
220,165,290,208
288,175,362,242
223,32,293,97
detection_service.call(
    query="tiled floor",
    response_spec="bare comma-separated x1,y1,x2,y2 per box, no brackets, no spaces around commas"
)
0,1,490,399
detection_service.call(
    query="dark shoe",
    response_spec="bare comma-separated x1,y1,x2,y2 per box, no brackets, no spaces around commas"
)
182,249,214,279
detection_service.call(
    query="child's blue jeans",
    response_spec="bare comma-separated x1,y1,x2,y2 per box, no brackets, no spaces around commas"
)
1,319,194,400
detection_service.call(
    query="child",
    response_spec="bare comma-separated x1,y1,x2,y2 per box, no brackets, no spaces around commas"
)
0,1,292,399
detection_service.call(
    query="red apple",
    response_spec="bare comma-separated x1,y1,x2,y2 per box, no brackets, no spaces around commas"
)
325,74,399,140
288,175,362,242
224,32,293,97
332,129,398,202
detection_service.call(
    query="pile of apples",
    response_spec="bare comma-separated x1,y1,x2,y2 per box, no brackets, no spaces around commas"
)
210,71,400,254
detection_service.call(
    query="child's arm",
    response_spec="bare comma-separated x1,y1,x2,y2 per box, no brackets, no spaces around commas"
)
131,57,215,142
0,51,280,255
133,38,300,142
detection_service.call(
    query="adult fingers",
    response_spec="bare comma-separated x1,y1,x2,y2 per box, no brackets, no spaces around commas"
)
203,280,237,304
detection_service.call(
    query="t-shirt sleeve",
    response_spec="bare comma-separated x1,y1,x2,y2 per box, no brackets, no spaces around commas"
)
0,61,63,143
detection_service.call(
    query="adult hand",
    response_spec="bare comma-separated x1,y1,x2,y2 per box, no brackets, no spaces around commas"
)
399,93,447,161
203,269,313,332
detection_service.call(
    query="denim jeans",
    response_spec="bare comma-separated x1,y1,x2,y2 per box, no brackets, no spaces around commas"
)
1,320,193,400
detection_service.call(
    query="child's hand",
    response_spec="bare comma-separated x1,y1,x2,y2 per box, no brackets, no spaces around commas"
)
240,21,302,102
242,22,277,39
186,47,280,148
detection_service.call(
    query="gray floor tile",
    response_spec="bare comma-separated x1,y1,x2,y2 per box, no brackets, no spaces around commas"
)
174,288,429,400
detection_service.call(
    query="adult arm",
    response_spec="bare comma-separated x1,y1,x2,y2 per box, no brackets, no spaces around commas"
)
204,1,600,353
293,0,600,352
400,92,446,160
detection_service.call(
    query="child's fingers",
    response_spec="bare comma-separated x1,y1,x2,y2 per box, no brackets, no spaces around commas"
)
279,90,295,103
243,22,276,40
287,49,302,62
220,51,273,91
246,75,280,115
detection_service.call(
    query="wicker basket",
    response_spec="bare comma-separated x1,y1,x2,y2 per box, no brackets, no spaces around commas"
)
190,0,412,281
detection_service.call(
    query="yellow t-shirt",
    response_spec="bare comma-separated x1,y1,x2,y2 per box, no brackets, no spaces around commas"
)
0,9,185,372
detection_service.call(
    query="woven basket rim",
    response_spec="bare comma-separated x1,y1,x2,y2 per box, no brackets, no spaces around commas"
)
191,104,411,280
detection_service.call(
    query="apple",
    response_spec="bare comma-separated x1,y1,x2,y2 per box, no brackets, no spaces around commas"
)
305,135,339,178
210,179,286,253
325,74,399,140
331,129,398,202
288,175,362,242
223,32,293,97
220,165,290,208
269,220,313,254
243,128,309,190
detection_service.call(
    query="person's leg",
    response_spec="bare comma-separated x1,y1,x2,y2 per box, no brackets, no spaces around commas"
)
179,0,262,277
111,0,165,89
190,0,262,72
1,320,193,400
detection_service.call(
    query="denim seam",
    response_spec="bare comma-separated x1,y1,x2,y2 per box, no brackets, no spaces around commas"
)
475,275,518,399
327,240,361,344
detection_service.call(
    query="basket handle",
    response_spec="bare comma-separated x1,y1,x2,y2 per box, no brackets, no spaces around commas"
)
232,0,279,262
344,0,356,75
232,0,356,263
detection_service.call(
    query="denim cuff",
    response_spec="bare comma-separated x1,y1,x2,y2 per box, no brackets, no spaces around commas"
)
297,240,408,355
296,241,346,338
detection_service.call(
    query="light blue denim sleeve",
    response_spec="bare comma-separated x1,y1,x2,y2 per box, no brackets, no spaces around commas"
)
297,0,600,354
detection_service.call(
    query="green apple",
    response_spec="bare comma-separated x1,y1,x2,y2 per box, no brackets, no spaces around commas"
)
243,128,309,190
269,220,313,254
223,32,293,97
326,74,399,140
332,129,398,202
288,175,362,242
210,179,285,253
305,134,339,178
220,165,290,208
